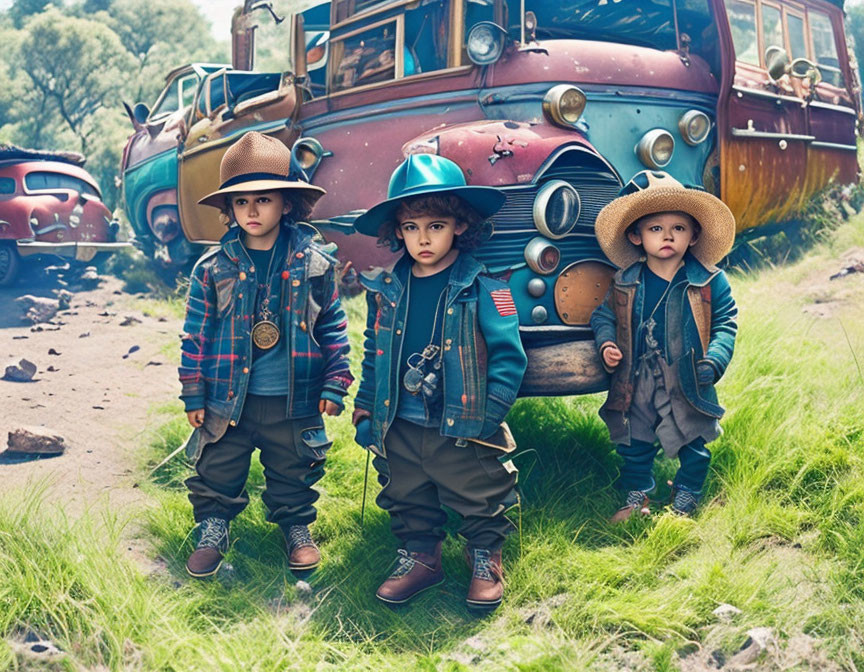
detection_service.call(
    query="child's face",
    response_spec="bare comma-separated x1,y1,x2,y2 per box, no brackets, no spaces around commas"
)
230,190,291,241
627,212,698,263
395,213,467,272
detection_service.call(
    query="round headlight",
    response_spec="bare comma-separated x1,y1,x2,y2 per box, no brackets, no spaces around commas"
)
679,110,711,146
635,129,675,169
543,85,586,128
524,237,561,275
467,22,506,66
533,180,581,239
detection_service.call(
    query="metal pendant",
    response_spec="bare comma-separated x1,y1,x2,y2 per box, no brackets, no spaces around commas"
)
252,320,280,350
644,317,659,350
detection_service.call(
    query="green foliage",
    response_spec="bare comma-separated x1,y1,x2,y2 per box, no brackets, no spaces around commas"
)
0,0,228,210
1,217,863,668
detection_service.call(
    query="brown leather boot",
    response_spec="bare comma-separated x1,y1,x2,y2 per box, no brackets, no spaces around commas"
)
284,524,321,571
375,544,444,604
610,490,651,523
186,517,229,578
464,547,504,610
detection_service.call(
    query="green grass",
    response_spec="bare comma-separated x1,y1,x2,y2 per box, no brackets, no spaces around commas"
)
2,215,864,670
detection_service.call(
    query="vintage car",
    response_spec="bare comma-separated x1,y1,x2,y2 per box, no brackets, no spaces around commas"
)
0,146,129,286
120,63,228,275
174,0,861,396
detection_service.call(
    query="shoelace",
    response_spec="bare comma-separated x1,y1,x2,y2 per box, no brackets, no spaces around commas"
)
673,489,699,513
389,549,417,578
472,549,497,582
624,490,647,510
287,525,314,550
198,518,227,549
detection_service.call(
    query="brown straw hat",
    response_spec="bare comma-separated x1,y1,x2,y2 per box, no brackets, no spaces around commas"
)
595,170,736,268
198,131,326,209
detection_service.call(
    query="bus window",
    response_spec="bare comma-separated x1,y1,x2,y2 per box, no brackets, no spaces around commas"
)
331,20,398,91
786,11,807,60
809,11,843,87
761,3,783,54
404,0,449,74
725,0,759,65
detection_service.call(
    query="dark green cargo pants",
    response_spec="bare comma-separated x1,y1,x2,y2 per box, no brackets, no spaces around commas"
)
186,394,331,529
374,417,519,554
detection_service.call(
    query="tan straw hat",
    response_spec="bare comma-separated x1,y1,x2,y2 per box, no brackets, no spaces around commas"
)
198,131,326,209
595,170,736,268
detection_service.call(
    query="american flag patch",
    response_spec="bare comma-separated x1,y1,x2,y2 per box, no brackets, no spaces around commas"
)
490,288,517,316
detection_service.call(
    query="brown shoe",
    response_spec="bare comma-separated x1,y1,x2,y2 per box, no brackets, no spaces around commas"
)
610,490,651,524
375,544,444,605
464,547,504,610
284,524,321,571
186,517,229,578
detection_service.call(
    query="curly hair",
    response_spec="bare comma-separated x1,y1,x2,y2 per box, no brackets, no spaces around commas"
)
221,189,316,225
377,194,492,251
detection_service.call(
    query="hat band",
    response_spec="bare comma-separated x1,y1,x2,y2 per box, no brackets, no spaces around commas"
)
219,172,296,190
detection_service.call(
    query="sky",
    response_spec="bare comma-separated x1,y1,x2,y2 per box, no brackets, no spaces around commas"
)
191,0,238,40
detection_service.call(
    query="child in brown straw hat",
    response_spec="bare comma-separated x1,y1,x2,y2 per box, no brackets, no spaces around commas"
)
179,131,353,578
589,170,738,520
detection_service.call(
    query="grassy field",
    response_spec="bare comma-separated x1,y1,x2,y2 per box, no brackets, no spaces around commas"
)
1,214,863,671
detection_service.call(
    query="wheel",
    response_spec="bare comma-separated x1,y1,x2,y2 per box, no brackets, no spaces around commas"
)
0,243,21,287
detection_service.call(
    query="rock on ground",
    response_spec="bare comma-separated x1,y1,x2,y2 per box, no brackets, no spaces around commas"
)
6,426,66,455
3,358,37,382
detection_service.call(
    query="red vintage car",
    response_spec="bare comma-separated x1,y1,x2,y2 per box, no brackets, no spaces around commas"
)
0,146,130,286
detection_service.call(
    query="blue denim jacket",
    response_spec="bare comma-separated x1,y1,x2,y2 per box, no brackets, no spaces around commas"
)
355,252,527,455
590,252,737,433
179,221,353,460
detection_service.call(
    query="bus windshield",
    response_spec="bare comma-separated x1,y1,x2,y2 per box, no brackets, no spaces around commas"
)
520,0,713,53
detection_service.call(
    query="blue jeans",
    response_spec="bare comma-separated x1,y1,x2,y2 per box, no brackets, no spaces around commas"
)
616,438,711,495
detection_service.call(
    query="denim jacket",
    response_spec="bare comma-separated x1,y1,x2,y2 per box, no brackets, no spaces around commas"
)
590,252,737,434
178,221,353,460
355,252,527,455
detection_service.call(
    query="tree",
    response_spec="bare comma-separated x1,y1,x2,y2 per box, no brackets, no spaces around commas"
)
18,8,134,153
846,7,864,90
7,0,49,28
100,0,225,104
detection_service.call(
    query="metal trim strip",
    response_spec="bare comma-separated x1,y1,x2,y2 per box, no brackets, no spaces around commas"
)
810,140,858,151
730,129,815,141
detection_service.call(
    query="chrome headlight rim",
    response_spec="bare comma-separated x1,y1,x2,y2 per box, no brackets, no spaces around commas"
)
635,129,675,169
542,84,587,128
524,236,561,275
678,110,711,146
466,21,507,66
532,179,581,240
291,137,325,171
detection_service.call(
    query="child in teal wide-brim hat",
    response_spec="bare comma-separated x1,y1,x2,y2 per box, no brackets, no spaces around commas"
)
352,153,527,611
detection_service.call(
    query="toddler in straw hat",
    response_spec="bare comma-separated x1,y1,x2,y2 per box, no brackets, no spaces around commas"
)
178,131,353,578
589,170,738,520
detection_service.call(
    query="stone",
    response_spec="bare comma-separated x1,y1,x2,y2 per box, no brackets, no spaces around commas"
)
6,426,66,456
120,315,142,327
15,295,59,324
712,603,742,622
729,627,776,666
295,580,312,594
3,358,37,382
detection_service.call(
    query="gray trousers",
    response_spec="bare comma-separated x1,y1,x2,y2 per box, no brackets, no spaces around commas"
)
374,417,519,554
186,395,331,530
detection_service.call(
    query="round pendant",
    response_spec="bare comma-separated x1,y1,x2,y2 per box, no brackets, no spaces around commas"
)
252,320,280,350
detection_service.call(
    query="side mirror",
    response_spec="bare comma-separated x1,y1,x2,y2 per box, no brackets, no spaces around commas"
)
765,46,790,82
132,103,150,125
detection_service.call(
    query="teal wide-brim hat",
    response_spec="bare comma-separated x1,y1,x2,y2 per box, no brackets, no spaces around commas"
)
352,154,506,236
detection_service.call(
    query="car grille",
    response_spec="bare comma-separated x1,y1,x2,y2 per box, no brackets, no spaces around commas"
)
472,159,621,271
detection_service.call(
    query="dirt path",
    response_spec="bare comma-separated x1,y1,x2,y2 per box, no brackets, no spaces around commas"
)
0,269,181,517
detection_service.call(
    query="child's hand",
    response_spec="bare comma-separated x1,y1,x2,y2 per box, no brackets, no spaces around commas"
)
352,408,371,426
601,342,623,368
696,360,716,385
319,399,342,417
187,409,205,428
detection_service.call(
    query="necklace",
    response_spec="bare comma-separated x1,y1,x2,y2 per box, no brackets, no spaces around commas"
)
242,239,282,350
642,273,677,352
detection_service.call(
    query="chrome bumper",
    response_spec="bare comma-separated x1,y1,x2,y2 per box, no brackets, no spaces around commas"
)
16,241,132,262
